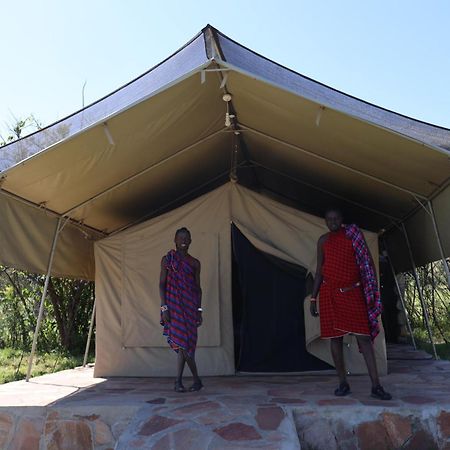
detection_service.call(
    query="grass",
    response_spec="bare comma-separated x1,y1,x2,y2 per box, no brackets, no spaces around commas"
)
0,348,92,384
1,337,448,385
415,340,450,360
410,328,450,360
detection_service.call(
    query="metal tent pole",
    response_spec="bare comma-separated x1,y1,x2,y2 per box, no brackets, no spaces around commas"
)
83,299,96,367
401,223,438,359
26,217,63,381
383,243,417,349
428,200,450,290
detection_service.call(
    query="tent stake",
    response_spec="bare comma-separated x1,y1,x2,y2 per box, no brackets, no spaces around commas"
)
83,299,96,367
26,217,63,381
383,243,416,349
401,223,438,359
428,200,450,290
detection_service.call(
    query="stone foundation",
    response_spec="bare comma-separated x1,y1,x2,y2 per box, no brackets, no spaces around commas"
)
294,408,450,450
1,345,450,449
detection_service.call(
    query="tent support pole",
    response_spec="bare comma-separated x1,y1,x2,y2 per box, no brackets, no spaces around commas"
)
26,217,63,381
401,223,438,359
427,200,450,290
83,299,96,367
383,242,416,349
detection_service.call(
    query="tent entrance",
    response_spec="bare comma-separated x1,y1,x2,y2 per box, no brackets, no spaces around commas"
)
231,224,332,373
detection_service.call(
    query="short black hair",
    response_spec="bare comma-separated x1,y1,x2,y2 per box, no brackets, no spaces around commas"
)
324,206,343,217
175,227,191,238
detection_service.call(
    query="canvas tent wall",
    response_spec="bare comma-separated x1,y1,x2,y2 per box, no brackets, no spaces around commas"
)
0,25,448,378
94,183,386,377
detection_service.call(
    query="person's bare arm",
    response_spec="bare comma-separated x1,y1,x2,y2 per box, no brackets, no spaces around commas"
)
159,256,170,323
194,259,203,326
310,235,326,317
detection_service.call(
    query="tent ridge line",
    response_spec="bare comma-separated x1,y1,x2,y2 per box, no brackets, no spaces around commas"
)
216,61,450,157
1,29,210,156
249,160,401,223
0,60,216,178
210,61,262,187
62,128,227,217
212,26,450,131
240,123,429,200
203,26,223,61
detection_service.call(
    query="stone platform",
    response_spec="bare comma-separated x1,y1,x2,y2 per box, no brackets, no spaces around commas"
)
0,344,450,449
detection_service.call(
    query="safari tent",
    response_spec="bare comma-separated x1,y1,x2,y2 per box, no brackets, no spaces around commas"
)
0,25,449,378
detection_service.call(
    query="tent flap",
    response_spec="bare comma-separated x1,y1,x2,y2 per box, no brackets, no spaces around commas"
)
0,193,96,279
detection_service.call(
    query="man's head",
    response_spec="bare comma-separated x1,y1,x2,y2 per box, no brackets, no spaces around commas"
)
174,227,192,251
324,207,343,232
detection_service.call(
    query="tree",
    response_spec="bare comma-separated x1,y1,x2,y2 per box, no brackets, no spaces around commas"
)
0,116,93,354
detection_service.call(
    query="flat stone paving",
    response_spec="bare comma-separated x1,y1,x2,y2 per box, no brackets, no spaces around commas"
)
0,344,450,449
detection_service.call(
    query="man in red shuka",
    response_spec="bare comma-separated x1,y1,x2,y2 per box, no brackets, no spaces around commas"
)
310,208,391,400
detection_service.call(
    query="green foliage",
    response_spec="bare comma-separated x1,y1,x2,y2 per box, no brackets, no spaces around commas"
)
1,115,70,169
0,116,93,362
0,267,95,355
0,115,41,146
0,348,92,384
414,338,450,361
403,261,450,352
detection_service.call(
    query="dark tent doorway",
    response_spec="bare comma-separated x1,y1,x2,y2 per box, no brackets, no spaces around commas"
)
232,224,332,372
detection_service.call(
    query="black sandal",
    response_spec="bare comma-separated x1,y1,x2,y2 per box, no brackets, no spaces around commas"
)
334,381,351,397
174,380,186,393
371,384,392,400
188,379,203,392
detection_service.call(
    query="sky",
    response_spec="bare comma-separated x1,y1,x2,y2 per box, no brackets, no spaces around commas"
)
1,0,450,138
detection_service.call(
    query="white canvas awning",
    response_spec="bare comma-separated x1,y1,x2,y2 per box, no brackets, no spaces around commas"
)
0,25,449,279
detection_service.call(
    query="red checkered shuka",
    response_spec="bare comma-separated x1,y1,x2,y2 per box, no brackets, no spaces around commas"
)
319,228,370,338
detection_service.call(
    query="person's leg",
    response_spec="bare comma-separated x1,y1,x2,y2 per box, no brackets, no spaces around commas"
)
330,337,347,384
330,336,350,396
183,351,203,391
355,334,391,400
175,350,187,392
355,335,379,387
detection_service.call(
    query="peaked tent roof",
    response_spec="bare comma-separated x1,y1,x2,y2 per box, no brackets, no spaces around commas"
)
0,25,449,278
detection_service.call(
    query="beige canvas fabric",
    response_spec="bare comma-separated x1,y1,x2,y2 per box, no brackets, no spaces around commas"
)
230,184,386,376
0,67,448,277
0,193,96,279
94,183,386,377
94,185,234,377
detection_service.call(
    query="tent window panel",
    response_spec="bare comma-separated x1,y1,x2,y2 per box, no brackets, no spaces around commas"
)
121,231,221,348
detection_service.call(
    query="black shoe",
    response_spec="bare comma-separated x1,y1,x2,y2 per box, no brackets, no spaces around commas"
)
371,384,392,400
334,381,351,396
174,380,186,393
188,379,203,392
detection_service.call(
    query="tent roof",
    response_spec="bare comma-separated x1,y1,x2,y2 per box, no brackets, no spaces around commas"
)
0,25,449,275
